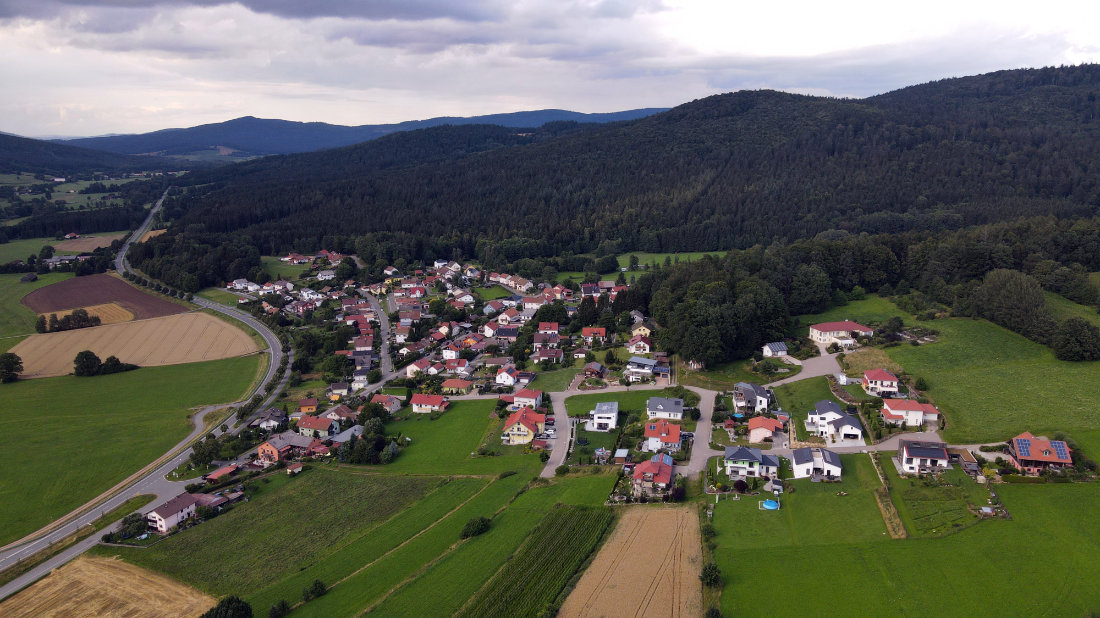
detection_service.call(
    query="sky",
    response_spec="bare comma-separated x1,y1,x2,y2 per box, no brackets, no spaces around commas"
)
1,0,1098,137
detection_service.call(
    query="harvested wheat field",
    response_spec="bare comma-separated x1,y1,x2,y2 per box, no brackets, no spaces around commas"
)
54,233,127,253
0,555,213,618
11,312,261,378
40,302,134,325
22,273,185,319
560,506,702,618
140,229,167,242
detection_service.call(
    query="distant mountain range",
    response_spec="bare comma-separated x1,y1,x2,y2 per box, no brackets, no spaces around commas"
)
54,108,669,159
0,132,177,175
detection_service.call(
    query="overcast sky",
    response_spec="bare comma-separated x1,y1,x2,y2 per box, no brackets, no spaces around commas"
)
2,0,1098,137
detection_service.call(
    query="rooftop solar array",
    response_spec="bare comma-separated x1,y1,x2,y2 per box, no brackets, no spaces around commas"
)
1053,441,1069,460
1017,438,1031,457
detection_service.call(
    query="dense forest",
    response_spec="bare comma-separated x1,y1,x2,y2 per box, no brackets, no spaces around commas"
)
0,133,178,175
129,65,1100,290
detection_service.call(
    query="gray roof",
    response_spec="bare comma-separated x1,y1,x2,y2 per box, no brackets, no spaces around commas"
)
761,454,781,469
724,446,765,463
820,449,843,468
735,382,773,401
332,425,364,443
628,356,657,368
267,431,314,450
901,440,948,459
646,397,684,414
814,400,844,416
829,414,862,431
765,342,788,353
791,447,814,465
594,401,619,415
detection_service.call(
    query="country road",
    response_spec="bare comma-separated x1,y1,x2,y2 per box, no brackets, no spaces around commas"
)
0,188,292,601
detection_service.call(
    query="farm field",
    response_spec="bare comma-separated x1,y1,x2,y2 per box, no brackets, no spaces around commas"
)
12,312,260,378
0,272,73,342
561,506,702,617
140,229,167,242
22,273,186,318
41,302,134,325
0,555,213,618
713,483,1100,616
0,355,262,546
840,346,902,376
883,465,988,538
53,232,126,253
260,255,310,280
564,389,655,418
772,377,839,441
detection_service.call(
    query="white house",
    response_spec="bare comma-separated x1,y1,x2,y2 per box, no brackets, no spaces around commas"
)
624,356,657,382
881,399,940,427
317,270,336,281
899,440,949,474
644,419,682,452
586,401,619,432
733,382,773,414
406,358,431,378
722,446,780,478
299,288,323,301
626,335,652,355
790,447,843,479
147,493,200,534
808,321,873,347
804,400,864,442
762,342,788,357
646,397,684,420
495,365,519,386
513,388,543,409
862,369,899,396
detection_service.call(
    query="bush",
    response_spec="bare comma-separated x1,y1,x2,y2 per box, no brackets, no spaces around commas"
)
461,516,491,539
555,464,571,476
302,579,327,601
706,609,723,618
268,600,291,618
201,596,253,618
700,562,722,587
700,522,716,541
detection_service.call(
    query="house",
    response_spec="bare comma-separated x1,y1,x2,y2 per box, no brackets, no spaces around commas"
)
733,382,774,414
899,440,949,474
327,382,350,400
586,401,619,432
442,345,461,360
297,415,338,438
317,270,336,281
762,342,788,357
630,322,652,338
442,378,474,394
644,419,682,452
298,398,318,414
353,336,374,352
613,448,630,464
538,322,560,334
790,447,843,479
747,416,785,443
204,463,238,483
532,332,561,350
581,327,606,345
862,369,899,397
584,361,607,378
146,493,200,534
444,358,470,374
383,266,400,276
624,356,657,382
411,393,449,414
406,357,431,378
1008,432,1073,475
351,369,370,391
250,408,287,432
257,431,315,463
501,408,546,445
646,397,684,420
722,446,780,478
881,399,940,427
632,454,674,496
331,425,364,447
626,335,652,355
580,283,599,297
286,462,303,475
809,321,873,347
370,394,403,414
514,388,544,409
531,348,564,364
495,365,519,386
322,404,357,423
804,400,863,442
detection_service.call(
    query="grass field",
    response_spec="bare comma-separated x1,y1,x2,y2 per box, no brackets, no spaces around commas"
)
883,465,987,538
564,389,655,418
0,272,74,347
1044,291,1100,327
569,427,621,465
0,355,262,546
773,377,840,441
678,357,800,390
840,347,902,376
475,285,512,300
531,361,582,392
196,287,241,306
795,295,913,334
0,236,62,264
261,256,310,280
617,251,723,270
714,482,1100,616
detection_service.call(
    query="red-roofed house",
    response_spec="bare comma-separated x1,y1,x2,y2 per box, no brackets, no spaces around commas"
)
747,417,785,444
297,415,338,438
204,464,238,483
581,327,606,345
1008,432,1073,475
502,408,546,445
632,454,674,496
514,388,543,409
881,399,939,427
406,357,432,378
496,364,518,386
370,394,402,414
626,335,652,355
298,398,318,414
644,419,682,453
441,378,474,394
862,369,899,396
538,322,559,334
410,394,449,414
809,321,873,348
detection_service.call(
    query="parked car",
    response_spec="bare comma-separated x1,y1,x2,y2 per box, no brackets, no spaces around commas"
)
546,428,556,436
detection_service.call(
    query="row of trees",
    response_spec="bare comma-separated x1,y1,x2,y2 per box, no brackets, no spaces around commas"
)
35,308,101,333
73,350,137,377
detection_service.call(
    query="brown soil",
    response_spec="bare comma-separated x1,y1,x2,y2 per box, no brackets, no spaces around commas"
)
40,302,134,325
53,234,127,253
11,312,261,378
21,274,185,319
560,506,702,618
140,229,167,242
0,555,213,618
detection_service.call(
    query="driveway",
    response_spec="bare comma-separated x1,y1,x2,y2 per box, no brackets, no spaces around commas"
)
767,351,840,387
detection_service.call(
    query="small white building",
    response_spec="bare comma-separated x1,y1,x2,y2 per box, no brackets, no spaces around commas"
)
317,270,336,281
147,493,200,534
762,342,788,357
790,447,843,479
646,397,684,420
586,401,619,432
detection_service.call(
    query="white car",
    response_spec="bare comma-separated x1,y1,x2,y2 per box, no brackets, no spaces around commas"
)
546,428,556,436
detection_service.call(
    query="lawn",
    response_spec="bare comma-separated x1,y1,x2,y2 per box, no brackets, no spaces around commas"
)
617,251,723,270
0,355,263,546
883,465,988,538
840,347,902,377
795,295,913,335
0,236,63,264
260,255,311,280
97,468,440,597
531,360,583,392
678,357,799,390
568,427,622,465
714,482,1100,616
0,272,74,348
1044,291,1100,327
196,287,241,306
474,285,512,300
564,390,655,418
772,377,839,441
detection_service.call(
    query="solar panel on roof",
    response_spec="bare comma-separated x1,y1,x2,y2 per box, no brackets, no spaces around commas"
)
1017,438,1031,457
1053,442,1069,459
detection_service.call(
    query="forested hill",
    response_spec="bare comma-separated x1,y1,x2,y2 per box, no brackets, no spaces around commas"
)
57,108,668,157
0,132,176,174
136,65,1100,291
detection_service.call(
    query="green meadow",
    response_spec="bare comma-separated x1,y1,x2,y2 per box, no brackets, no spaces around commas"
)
0,272,74,350
261,256,311,280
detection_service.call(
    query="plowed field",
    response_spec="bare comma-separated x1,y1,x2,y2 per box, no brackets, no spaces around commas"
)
40,302,134,325
21,274,185,319
53,233,127,252
560,506,702,618
11,312,261,378
0,555,213,618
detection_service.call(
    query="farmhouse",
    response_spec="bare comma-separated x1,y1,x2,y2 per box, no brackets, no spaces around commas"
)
586,401,619,432
747,416,785,443
862,369,899,397
502,408,546,445
881,399,940,427
297,415,338,438
1008,432,1073,475
808,321,873,348
762,342,788,357
722,446,780,479
899,440,949,474
147,493,200,534
644,419,682,453
733,382,774,414
790,447,842,480
632,454,674,497
410,394,449,414
646,397,684,420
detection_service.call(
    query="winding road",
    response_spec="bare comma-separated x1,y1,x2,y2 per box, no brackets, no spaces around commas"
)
0,188,291,601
